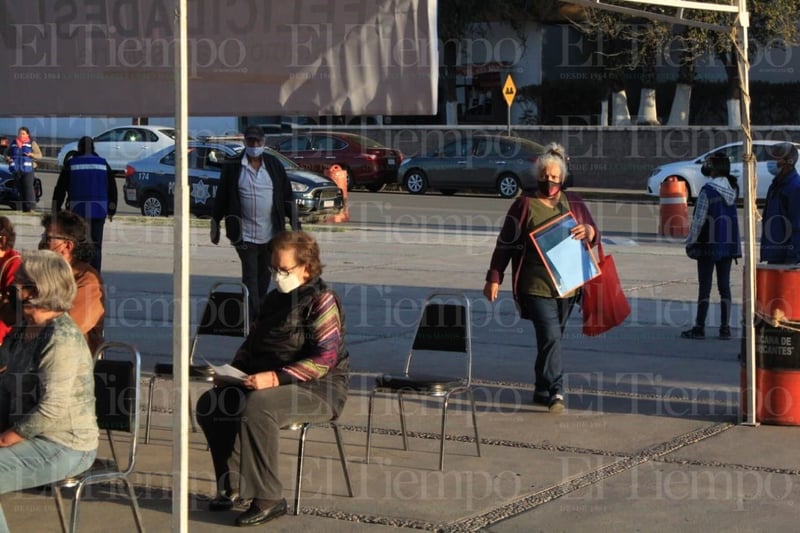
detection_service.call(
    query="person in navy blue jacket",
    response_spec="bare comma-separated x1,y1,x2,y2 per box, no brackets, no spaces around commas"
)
683,155,741,340
53,136,117,272
760,142,800,265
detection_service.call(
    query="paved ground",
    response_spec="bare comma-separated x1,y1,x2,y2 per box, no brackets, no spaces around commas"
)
2,206,798,532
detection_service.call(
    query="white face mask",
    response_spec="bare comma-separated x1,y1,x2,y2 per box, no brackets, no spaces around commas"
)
272,271,302,293
245,146,264,158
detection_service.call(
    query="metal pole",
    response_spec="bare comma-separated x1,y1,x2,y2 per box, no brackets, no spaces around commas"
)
507,105,511,136
736,1,758,426
172,0,191,529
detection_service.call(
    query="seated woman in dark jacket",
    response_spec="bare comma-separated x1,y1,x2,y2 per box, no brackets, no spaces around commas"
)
197,230,349,527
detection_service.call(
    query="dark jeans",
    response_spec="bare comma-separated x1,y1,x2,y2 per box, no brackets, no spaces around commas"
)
234,241,271,317
14,171,36,212
87,216,105,272
519,293,577,397
196,384,333,500
695,256,733,329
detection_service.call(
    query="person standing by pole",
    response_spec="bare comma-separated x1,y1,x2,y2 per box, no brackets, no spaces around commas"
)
52,136,117,272
4,127,42,212
760,142,800,265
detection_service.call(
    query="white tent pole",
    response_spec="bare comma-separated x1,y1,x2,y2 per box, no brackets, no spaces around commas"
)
172,0,191,529
736,0,758,426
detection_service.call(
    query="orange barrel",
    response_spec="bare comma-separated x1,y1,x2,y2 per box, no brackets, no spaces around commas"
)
756,264,800,322
658,177,689,238
324,164,350,223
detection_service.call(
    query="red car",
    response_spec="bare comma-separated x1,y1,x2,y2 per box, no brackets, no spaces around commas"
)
275,132,402,192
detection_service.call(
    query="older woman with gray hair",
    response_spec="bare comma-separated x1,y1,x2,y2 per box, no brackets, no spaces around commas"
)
484,143,599,414
0,250,98,532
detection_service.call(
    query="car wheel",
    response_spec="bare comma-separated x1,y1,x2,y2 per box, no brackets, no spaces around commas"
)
365,183,386,192
141,192,167,217
497,173,520,198
404,169,428,194
440,189,457,196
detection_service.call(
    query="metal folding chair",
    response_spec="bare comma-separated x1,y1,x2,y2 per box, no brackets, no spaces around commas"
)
52,341,144,533
365,291,480,471
144,281,249,443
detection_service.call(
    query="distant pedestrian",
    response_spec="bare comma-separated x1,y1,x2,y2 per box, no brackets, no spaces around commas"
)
682,155,741,340
761,142,800,264
210,125,300,317
483,143,599,414
3,126,42,212
52,136,117,272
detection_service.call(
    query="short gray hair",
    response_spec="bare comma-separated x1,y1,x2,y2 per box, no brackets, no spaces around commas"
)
18,250,77,312
534,142,568,180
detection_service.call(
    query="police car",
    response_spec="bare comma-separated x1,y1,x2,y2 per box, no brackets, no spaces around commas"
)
123,142,344,221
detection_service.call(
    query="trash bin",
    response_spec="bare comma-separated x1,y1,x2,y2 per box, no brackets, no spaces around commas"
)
658,177,689,238
741,265,800,425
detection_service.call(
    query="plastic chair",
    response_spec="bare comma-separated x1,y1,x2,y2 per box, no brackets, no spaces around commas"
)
365,291,480,471
144,281,249,443
51,342,144,533
285,419,353,515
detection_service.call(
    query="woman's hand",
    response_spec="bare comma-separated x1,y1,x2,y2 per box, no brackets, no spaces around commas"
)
243,371,279,391
570,224,595,242
0,429,24,447
483,281,499,302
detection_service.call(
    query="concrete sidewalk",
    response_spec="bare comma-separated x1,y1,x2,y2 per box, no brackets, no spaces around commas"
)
3,214,798,532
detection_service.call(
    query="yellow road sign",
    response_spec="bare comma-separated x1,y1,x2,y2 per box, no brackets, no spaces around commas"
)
503,74,516,106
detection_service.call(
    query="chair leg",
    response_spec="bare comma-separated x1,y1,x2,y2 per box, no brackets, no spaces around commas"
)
398,393,409,451
331,423,353,497
365,389,377,464
145,374,157,444
52,484,69,533
468,388,481,458
439,392,453,472
122,477,145,532
294,423,310,515
69,481,86,533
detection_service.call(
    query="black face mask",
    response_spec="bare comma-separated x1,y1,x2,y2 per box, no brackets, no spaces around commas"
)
537,179,561,198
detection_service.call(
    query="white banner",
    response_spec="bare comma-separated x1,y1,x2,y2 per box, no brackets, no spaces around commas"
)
0,0,438,116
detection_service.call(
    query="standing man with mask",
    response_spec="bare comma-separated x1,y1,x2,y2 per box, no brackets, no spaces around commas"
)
761,142,800,265
53,136,117,272
211,125,300,317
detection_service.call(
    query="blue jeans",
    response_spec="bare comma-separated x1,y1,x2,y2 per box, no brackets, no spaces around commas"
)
520,294,576,397
234,241,271,318
0,437,96,531
695,257,733,329
87,216,106,273
14,171,36,212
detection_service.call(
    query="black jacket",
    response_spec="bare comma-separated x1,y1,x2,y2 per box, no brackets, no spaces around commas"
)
211,152,300,244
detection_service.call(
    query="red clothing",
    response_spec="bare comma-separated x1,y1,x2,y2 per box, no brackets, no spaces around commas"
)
485,191,599,317
0,250,21,343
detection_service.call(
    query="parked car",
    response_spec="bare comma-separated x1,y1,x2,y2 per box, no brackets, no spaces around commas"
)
398,135,545,198
274,132,402,192
645,140,800,201
122,142,344,221
57,125,180,172
0,163,43,209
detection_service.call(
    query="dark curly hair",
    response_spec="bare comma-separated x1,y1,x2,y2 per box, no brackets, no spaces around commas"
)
0,216,16,249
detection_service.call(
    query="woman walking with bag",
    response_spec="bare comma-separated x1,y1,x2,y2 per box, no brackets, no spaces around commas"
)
483,143,598,413
682,154,741,340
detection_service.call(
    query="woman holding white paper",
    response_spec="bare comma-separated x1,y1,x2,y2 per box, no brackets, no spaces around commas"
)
196,230,349,527
483,143,599,414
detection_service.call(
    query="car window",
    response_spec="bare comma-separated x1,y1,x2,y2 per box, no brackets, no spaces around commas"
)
474,138,490,157
312,136,346,150
754,145,772,162
95,129,126,143
161,150,177,167
498,139,521,158
206,148,223,169
136,128,159,142
279,136,311,151
442,140,469,157
711,145,742,164
158,129,177,140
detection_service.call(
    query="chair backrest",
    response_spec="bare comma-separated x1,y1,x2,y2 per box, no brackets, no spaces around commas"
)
405,292,472,383
93,341,141,473
190,281,250,363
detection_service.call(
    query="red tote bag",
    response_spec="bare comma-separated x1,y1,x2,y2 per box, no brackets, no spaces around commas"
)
582,241,630,336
